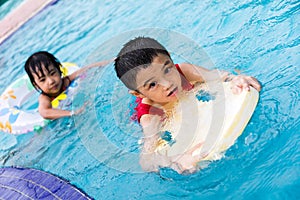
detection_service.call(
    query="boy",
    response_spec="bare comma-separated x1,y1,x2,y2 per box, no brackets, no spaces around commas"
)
114,37,261,173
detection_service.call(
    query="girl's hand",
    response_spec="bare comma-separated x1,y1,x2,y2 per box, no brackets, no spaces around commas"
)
70,101,90,116
229,75,261,94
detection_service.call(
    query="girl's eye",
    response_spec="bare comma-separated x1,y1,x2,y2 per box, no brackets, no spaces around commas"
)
149,82,157,89
50,71,56,76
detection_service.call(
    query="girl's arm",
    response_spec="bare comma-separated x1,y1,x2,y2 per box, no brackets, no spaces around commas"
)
38,94,72,119
68,59,112,81
178,63,261,93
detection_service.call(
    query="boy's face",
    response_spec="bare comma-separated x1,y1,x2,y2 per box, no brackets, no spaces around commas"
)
133,53,183,105
32,64,62,95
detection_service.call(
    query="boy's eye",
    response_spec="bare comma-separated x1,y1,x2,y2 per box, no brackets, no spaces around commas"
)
39,78,45,82
164,66,173,74
149,82,157,89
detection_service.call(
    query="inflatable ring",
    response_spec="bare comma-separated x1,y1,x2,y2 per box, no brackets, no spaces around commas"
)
0,62,80,134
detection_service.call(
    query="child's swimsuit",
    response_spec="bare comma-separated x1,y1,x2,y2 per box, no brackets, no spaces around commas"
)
134,64,194,123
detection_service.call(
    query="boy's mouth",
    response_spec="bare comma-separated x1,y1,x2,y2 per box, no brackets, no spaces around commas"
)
167,87,178,97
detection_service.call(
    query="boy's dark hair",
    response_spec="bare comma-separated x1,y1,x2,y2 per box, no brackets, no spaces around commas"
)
114,37,171,90
24,51,62,90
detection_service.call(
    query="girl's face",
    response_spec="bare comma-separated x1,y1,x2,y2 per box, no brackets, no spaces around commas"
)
32,64,62,96
134,53,183,105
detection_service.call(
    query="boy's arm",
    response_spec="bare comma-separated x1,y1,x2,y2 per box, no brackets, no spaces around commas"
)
139,114,204,174
178,63,261,93
177,63,211,83
139,114,172,172
68,59,112,81
38,94,72,119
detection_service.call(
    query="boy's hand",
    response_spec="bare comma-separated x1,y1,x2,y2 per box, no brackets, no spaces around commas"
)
230,75,261,94
174,154,199,173
172,143,203,173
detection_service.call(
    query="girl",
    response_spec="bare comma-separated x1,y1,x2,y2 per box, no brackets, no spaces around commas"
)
24,51,109,119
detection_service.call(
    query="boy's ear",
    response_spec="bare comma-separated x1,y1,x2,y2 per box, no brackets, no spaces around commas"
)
129,90,145,98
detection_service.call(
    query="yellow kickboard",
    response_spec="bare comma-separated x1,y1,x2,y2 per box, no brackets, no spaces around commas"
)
156,81,259,161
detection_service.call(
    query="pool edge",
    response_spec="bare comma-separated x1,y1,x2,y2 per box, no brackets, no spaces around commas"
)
0,0,57,45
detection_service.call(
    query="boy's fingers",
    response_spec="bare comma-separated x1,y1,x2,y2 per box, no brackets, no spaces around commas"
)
231,85,242,94
248,77,261,91
242,82,250,91
230,75,261,93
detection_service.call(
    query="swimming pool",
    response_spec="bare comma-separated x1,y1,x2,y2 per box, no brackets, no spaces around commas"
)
0,0,23,20
0,0,299,199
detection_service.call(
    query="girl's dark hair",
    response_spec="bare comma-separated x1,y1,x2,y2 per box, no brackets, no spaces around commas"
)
114,37,171,90
24,51,62,91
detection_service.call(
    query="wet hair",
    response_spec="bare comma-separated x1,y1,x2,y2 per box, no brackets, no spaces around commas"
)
114,37,171,90
24,51,62,91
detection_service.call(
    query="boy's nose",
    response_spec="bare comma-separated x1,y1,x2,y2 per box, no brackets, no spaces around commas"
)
160,79,172,90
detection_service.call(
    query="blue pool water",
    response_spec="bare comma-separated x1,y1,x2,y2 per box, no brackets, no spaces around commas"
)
0,0,299,199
